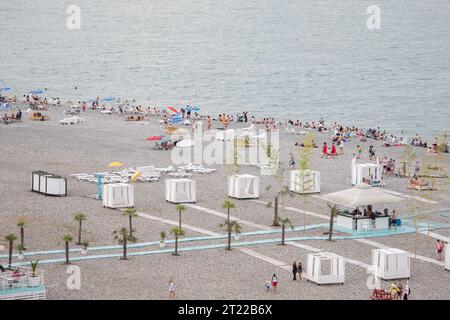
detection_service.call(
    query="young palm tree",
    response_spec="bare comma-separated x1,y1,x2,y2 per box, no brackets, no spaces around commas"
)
222,199,235,223
272,195,281,227
122,208,138,241
169,227,185,256
73,212,87,245
277,217,294,245
5,233,17,267
327,204,339,241
175,204,186,228
113,227,135,260
219,220,242,251
63,234,73,264
16,218,26,250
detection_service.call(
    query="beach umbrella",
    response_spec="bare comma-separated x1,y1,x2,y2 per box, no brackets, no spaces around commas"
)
170,116,182,124
102,96,115,102
108,162,124,168
167,106,178,114
31,89,44,95
0,86,11,92
321,183,404,208
176,139,195,148
146,135,164,141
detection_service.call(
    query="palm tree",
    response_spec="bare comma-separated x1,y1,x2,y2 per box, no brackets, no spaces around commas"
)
16,218,26,250
219,220,242,251
175,204,186,228
113,227,135,260
73,212,87,245
327,204,339,241
5,233,17,267
272,195,281,226
123,208,138,241
169,227,185,256
277,217,294,245
222,199,235,223
63,234,73,264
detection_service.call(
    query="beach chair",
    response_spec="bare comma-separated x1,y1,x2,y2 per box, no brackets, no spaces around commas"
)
370,289,392,300
168,170,192,178
155,166,174,174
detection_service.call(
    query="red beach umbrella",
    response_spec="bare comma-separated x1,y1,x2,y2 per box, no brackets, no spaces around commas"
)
167,106,178,114
146,135,164,141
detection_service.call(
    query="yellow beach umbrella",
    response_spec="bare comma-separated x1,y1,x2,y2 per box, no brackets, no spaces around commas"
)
108,162,124,168
131,171,141,182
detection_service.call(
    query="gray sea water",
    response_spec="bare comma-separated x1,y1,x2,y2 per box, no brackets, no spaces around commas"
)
1,0,449,138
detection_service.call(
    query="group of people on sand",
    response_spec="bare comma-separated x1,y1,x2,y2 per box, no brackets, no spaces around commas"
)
2,109,22,124
387,280,411,300
320,142,342,158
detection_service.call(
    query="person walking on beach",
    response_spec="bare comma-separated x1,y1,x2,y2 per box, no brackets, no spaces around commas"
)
297,262,303,280
403,281,410,300
369,145,375,161
207,115,211,130
243,111,248,123
271,274,278,291
356,145,363,159
436,240,444,261
264,278,271,291
289,153,296,168
186,106,191,119
292,262,298,281
330,143,337,157
168,278,176,299
321,142,328,159
414,161,421,176
338,139,344,155
181,107,185,119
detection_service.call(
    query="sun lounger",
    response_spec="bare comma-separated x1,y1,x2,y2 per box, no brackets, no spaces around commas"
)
155,166,174,174
407,185,437,191
168,170,192,178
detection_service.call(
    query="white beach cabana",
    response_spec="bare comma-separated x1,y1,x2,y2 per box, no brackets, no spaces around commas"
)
290,170,320,194
306,252,345,285
351,158,382,185
228,174,259,199
32,171,67,196
165,178,196,203
102,183,134,208
372,248,410,280
215,129,235,141
321,183,403,208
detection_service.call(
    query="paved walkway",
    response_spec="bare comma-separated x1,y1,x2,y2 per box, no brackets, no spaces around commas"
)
252,200,446,267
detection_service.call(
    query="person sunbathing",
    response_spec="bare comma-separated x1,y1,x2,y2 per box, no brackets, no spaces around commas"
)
409,177,430,189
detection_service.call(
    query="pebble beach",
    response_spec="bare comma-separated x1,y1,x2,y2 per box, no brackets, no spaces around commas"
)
1,104,449,300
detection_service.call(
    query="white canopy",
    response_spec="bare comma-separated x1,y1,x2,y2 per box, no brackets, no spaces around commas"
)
321,183,404,208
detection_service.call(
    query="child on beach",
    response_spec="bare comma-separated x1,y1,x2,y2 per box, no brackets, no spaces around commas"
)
436,240,444,261
356,145,362,159
271,274,278,291
321,142,328,159
265,278,271,291
168,278,176,299
330,143,337,157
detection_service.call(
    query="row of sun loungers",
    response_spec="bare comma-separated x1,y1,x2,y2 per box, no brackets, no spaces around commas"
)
70,164,216,184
